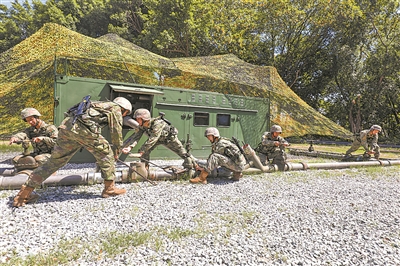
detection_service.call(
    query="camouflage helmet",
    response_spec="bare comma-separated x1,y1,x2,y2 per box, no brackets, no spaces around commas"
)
204,127,220,138
21,108,41,120
370,125,382,132
133,108,151,121
270,125,282,133
113,97,132,115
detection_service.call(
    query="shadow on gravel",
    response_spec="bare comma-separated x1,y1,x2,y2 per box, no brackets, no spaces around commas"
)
6,186,102,208
0,158,13,165
206,178,238,185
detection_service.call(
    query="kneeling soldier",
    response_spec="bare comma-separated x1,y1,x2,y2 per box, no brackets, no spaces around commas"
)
190,127,246,184
256,125,289,171
9,108,58,171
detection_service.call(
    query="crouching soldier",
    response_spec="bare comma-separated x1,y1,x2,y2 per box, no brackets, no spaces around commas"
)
9,108,58,171
345,125,381,159
121,108,197,169
256,125,289,171
190,127,246,184
12,97,132,207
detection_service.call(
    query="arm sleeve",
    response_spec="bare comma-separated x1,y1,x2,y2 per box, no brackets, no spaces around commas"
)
40,125,58,148
370,135,379,150
12,131,28,141
107,105,124,150
359,131,370,151
139,120,164,154
123,130,144,148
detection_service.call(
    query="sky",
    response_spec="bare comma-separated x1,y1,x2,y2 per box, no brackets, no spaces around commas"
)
0,0,40,8
0,0,13,7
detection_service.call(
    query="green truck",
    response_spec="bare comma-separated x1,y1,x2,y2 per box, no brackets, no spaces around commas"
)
54,74,270,162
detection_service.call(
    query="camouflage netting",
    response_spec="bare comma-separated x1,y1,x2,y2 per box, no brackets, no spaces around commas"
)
0,23,351,139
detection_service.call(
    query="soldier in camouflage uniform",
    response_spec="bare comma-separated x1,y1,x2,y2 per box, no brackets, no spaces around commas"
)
256,125,289,171
13,97,132,207
121,108,196,169
9,108,58,169
190,127,246,184
345,125,381,159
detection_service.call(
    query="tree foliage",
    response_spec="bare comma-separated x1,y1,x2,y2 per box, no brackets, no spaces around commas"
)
0,0,399,140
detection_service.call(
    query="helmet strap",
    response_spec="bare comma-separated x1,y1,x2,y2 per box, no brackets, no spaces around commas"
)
34,118,42,129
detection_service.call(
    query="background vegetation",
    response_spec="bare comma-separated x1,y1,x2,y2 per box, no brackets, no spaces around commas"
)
1,0,399,141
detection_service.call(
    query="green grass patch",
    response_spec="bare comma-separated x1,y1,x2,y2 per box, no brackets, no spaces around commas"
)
100,231,152,257
1,238,86,266
0,141,26,153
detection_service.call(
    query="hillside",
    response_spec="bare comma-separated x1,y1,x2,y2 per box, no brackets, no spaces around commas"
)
0,23,351,139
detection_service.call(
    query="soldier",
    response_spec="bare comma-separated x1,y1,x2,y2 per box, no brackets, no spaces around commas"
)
9,108,58,170
121,109,196,169
345,125,382,159
190,127,246,184
12,97,132,207
256,125,289,171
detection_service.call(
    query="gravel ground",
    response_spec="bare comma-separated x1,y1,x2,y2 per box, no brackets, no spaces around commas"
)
1,152,400,265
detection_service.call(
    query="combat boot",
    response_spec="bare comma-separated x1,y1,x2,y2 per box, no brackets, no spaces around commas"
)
13,185,39,207
231,172,243,181
101,180,126,198
189,170,208,184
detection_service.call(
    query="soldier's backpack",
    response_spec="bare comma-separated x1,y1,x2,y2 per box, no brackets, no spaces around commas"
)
67,95,91,125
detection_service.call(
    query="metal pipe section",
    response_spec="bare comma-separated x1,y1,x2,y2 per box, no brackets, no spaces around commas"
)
123,116,140,129
243,144,278,172
2,159,400,190
286,159,400,171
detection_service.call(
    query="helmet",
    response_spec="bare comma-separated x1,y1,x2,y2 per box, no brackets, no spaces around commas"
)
21,108,41,120
113,97,132,115
270,125,282,133
133,108,151,121
370,125,382,132
204,127,220,138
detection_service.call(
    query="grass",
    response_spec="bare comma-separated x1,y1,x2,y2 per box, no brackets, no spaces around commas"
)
2,165,400,265
289,143,400,159
0,141,27,153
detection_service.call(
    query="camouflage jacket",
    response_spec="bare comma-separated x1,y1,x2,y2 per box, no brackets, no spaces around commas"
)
62,101,124,150
258,132,289,154
12,121,58,154
211,137,245,165
124,117,177,154
357,129,379,151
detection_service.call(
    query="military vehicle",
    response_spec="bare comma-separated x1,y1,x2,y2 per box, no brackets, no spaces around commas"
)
54,73,270,162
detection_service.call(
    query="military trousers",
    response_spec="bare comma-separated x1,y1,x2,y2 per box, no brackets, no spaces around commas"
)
345,139,380,158
258,150,287,171
26,126,116,187
141,135,188,162
204,153,245,174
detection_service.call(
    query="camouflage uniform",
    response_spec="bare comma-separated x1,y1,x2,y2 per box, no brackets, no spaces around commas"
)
12,121,58,166
257,132,289,170
204,137,246,174
124,117,195,165
25,101,124,187
345,129,380,159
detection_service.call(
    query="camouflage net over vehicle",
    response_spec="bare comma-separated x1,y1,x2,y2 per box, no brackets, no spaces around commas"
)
0,23,351,139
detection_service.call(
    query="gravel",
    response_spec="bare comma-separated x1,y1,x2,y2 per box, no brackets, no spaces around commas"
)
1,152,400,265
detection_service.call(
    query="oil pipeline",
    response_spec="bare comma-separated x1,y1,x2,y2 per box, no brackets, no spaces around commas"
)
1,144,400,190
